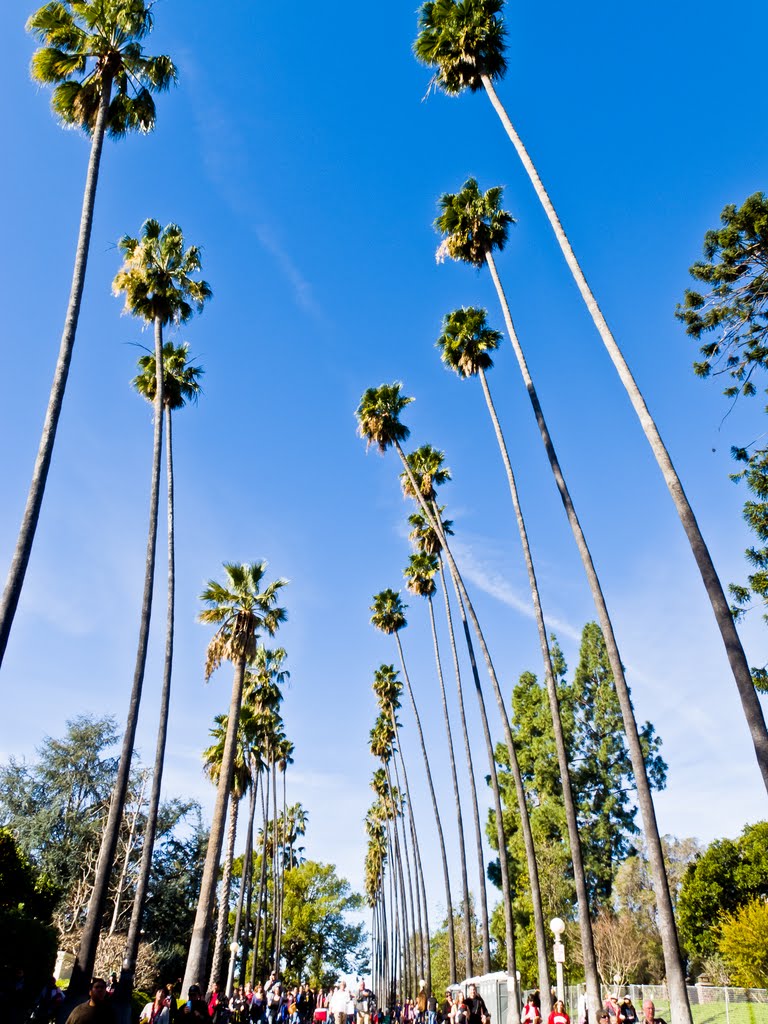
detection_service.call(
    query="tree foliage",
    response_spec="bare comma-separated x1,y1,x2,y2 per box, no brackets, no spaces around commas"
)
0,827,58,993
488,624,667,982
718,897,768,987
677,821,768,964
677,193,768,652
276,860,367,987
27,0,176,137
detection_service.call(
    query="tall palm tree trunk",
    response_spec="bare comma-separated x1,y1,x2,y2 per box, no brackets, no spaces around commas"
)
209,796,240,991
71,314,164,998
271,758,279,971
392,632,457,985
398,449,537,1019
0,75,114,668
477,366,601,1018
119,401,177,1009
437,558,491,973
421,491,548,1011
274,768,287,976
391,722,432,997
426,591,473,977
230,770,258,994
391,803,413,996
484,252,691,1024
385,761,421,987
108,770,147,936
481,73,768,793
444,558,521,1012
183,653,248,993
251,769,270,987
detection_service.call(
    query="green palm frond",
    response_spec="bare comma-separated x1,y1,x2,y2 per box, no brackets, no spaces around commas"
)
414,0,507,95
132,341,203,410
199,562,288,680
435,176,515,267
408,506,453,556
404,552,439,598
371,588,407,635
114,220,211,327
438,305,501,377
356,382,413,453
400,443,451,502
27,0,176,136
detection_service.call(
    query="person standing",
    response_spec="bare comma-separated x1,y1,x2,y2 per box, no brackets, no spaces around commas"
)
621,999,637,1024
356,982,375,1024
65,979,116,1024
465,986,489,1024
547,1001,569,1024
331,983,348,1024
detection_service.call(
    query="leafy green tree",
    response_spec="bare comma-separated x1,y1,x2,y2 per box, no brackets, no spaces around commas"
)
183,563,287,994
0,827,58,996
280,860,367,986
416,5,762,807
677,192,768,683
718,897,768,987
0,715,118,932
0,1,175,665
677,822,768,964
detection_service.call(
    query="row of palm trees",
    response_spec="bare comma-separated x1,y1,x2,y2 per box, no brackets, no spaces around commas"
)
0,0,300,1006
359,1,765,1019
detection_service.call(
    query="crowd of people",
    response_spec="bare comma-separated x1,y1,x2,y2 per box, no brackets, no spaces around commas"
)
8,970,672,1024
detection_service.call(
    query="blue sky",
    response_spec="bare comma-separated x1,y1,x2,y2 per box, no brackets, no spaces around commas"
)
1,0,766,931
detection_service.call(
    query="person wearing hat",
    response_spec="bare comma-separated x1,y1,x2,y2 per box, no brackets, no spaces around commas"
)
621,999,637,1024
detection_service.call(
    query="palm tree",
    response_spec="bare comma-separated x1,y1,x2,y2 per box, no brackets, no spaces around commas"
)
204,710,254,993
437,305,601,1016
404,551,473,977
409,508,492,973
358,385,535,1022
371,590,456,985
435,180,691,1023
0,1,175,665
415,0,768,799
70,224,209,996
373,665,431,997
182,562,288,993
371,713,421,994
119,343,202,998
402,445,537,1001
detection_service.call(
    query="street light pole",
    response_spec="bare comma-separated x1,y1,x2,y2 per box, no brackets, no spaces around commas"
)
550,918,566,1005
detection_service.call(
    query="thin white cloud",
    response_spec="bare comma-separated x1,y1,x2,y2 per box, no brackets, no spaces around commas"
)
451,538,582,642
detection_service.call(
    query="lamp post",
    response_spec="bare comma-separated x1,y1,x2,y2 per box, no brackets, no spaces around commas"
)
226,940,240,997
550,918,566,1005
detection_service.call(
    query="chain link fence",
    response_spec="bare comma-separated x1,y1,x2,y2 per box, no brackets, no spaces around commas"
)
563,984,768,1024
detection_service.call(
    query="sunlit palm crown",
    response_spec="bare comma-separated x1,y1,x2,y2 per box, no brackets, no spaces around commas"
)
371,589,407,634
414,0,507,95
408,507,453,556
199,561,288,680
27,0,175,136
372,663,403,711
436,177,514,267
356,383,413,453
113,219,212,327
370,713,396,762
400,443,451,502
132,341,203,409
404,552,439,598
438,306,501,377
